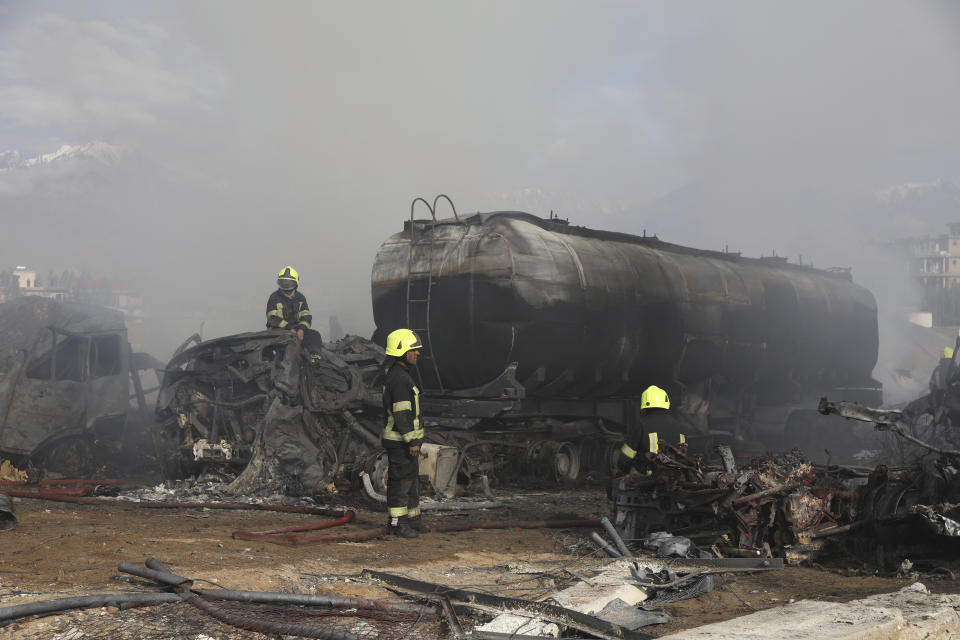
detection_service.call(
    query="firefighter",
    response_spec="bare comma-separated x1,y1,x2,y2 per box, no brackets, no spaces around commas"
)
618,385,687,476
930,346,955,394
265,266,323,354
381,328,428,538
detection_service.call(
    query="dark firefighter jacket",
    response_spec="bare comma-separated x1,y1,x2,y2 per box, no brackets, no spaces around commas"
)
381,362,424,448
620,408,687,472
930,357,954,393
265,289,312,331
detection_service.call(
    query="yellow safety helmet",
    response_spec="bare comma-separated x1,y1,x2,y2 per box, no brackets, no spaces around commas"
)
943,347,955,360
640,385,670,410
385,328,423,357
277,266,299,290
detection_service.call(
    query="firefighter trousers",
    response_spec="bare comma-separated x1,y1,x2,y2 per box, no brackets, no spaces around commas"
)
386,446,420,522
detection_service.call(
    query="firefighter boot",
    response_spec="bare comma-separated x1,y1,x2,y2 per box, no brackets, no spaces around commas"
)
409,516,430,533
387,518,419,539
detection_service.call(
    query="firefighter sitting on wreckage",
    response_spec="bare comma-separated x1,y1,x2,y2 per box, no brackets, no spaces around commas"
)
617,385,687,477
265,266,324,355
381,328,429,538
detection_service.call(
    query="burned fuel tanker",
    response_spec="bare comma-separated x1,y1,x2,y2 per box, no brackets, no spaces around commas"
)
372,197,881,454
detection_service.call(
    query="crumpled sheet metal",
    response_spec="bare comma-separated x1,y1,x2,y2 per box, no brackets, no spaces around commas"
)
913,505,960,537
598,598,671,630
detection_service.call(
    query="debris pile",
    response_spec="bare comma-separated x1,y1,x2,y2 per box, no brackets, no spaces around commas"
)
611,437,960,563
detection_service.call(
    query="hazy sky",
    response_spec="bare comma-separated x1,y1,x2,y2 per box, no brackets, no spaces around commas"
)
1,1,959,357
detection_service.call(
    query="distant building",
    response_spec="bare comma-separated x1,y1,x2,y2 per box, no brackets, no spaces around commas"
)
897,223,960,290
12,266,38,290
1,267,142,319
895,224,960,325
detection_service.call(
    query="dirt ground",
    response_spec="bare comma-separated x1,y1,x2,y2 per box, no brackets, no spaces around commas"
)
2,487,958,639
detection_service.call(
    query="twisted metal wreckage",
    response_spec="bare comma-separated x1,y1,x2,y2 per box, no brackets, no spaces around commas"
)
607,397,960,565
152,330,590,500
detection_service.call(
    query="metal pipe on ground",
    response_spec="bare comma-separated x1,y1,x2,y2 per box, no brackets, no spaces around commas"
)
140,559,435,617
0,593,183,621
591,531,622,558
117,562,192,588
193,589,435,616
600,516,632,557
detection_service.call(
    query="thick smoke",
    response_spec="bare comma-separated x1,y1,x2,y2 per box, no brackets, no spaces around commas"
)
1,1,958,375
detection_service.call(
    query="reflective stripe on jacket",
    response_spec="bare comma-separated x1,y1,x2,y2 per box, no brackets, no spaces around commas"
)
265,289,312,330
381,362,424,446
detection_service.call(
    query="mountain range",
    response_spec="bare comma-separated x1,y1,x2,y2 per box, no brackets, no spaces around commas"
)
0,142,124,174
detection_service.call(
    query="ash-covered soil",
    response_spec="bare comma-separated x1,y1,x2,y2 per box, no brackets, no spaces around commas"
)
1,488,958,639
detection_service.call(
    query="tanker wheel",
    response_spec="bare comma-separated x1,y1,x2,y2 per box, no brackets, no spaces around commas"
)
553,442,581,485
371,451,389,495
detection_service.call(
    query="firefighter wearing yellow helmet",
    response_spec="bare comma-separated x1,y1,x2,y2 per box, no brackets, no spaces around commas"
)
381,328,427,538
617,385,687,476
266,266,323,353
930,345,956,394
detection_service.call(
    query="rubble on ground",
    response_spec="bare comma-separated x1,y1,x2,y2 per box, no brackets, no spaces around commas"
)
610,435,960,563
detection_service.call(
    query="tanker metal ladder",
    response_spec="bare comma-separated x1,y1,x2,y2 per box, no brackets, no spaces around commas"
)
406,196,460,393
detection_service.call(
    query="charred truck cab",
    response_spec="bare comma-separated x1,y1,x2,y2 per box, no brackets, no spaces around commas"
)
0,297,160,475
371,198,882,461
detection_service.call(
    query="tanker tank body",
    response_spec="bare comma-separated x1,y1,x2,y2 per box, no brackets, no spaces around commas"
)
371,205,881,454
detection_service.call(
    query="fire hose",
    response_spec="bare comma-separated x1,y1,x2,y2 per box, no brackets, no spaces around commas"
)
248,516,603,546
232,507,357,542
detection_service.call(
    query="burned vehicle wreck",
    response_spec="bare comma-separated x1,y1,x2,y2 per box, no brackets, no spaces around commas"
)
371,199,883,457
155,199,888,496
0,297,162,476
154,331,383,493
153,331,469,497
153,328,603,496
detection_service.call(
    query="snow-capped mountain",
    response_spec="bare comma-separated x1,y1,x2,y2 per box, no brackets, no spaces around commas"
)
0,142,124,173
